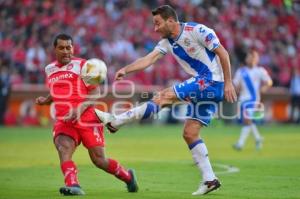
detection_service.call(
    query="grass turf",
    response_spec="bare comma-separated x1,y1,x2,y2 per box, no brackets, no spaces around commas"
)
0,123,300,199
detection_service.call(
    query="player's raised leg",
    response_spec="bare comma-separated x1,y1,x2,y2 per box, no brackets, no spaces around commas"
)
95,101,159,133
95,87,177,133
55,135,85,195
183,119,221,195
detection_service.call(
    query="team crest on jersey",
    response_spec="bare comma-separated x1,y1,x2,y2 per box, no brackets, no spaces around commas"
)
184,38,191,46
67,63,74,70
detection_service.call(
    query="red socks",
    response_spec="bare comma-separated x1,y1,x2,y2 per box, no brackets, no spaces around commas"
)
107,159,131,183
61,161,79,186
61,159,131,186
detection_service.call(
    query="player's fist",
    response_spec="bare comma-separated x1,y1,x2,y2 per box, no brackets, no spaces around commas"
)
224,82,237,103
114,68,126,81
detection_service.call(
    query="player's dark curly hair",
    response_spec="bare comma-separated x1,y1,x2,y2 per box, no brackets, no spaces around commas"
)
53,33,73,47
152,5,178,22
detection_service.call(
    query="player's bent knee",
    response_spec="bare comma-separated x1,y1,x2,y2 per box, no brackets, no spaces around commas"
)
55,136,76,155
55,144,74,155
182,130,199,144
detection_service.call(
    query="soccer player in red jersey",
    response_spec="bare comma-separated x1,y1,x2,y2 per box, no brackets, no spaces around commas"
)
36,34,138,195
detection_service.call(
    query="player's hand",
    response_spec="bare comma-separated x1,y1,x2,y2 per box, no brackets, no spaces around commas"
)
224,81,237,103
35,96,48,105
114,68,126,81
63,108,80,123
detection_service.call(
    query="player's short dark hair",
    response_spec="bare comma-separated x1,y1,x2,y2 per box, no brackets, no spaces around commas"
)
53,33,73,47
152,5,178,21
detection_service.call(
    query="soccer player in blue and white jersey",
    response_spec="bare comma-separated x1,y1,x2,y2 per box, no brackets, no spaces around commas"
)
232,50,272,151
95,5,237,195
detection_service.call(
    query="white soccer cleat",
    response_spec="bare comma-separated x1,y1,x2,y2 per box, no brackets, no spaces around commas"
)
192,179,221,196
94,109,119,133
94,109,114,124
255,137,264,150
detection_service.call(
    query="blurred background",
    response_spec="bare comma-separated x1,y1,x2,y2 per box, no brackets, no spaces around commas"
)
0,0,300,126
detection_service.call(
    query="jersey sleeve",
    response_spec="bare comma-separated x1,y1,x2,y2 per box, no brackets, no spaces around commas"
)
259,67,272,83
154,39,169,55
194,24,220,51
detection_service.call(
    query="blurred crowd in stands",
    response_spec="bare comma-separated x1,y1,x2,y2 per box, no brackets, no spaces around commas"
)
1,0,300,126
0,0,299,87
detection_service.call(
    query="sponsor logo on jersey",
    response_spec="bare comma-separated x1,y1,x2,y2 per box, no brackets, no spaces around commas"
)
187,47,195,53
48,73,74,83
184,26,194,31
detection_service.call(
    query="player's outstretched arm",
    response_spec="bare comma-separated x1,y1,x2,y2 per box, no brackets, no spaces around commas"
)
214,45,237,103
35,94,52,105
115,50,163,81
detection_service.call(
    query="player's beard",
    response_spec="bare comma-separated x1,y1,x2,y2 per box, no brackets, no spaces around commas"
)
160,26,172,38
60,55,72,65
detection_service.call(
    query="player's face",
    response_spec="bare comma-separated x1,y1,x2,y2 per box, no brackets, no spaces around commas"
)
55,39,74,65
153,15,173,38
246,52,259,66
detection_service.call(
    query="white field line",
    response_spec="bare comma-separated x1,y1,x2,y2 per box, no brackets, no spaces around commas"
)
214,163,240,175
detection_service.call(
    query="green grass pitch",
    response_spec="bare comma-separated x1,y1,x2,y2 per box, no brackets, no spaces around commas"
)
0,123,300,199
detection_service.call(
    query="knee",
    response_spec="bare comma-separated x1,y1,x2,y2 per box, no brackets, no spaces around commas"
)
243,119,252,125
182,129,199,144
182,129,196,143
55,138,75,156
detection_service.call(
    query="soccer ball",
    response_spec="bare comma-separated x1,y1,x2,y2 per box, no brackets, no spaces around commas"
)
81,58,107,85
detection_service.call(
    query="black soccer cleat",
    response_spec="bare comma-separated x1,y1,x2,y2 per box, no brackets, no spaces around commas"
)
59,185,85,196
126,169,139,192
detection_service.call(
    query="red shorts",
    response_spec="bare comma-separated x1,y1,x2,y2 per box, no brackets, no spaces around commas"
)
53,108,104,148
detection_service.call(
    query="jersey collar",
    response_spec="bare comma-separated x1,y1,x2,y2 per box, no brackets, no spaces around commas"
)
173,22,185,41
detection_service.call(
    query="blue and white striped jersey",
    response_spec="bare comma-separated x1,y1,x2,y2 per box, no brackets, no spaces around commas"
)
154,22,224,82
233,66,272,102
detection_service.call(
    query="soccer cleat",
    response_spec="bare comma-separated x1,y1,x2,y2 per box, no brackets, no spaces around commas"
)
126,169,139,192
192,179,221,195
59,185,85,196
232,143,242,151
94,109,119,133
255,138,264,150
